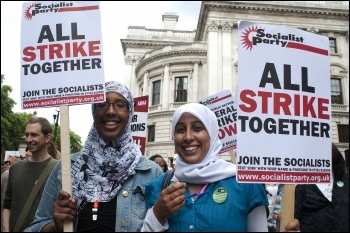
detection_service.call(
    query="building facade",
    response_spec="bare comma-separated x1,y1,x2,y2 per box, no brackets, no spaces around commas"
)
121,1,349,165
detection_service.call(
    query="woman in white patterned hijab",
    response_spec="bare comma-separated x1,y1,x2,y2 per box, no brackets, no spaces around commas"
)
72,81,142,202
25,81,163,232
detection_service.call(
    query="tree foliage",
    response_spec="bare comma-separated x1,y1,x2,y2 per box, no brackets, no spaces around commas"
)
1,74,28,151
52,124,83,153
1,74,83,160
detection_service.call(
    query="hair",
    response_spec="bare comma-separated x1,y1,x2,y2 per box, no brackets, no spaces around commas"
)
332,143,346,178
27,116,52,135
149,154,168,172
47,141,60,160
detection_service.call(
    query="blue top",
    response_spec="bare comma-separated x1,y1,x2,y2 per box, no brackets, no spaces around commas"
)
24,153,162,232
145,174,268,232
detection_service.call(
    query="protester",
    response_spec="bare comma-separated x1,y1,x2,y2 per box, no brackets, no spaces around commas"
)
25,147,32,160
24,81,163,232
1,157,18,201
2,158,14,173
2,117,58,232
1,155,23,231
149,154,168,172
141,102,269,231
293,143,349,232
1,160,13,232
1,166,9,232
47,141,61,160
1,163,7,175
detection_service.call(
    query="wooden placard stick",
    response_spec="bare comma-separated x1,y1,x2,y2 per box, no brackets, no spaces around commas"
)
60,105,73,232
279,184,295,232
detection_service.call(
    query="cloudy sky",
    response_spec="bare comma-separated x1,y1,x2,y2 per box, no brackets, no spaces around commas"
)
1,1,201,144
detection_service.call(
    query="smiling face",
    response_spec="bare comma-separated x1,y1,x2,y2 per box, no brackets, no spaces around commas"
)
93,92,129,141
174,112,210,164
25,123,50,156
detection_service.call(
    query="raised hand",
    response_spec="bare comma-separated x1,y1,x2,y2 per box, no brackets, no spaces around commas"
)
153,181,186,225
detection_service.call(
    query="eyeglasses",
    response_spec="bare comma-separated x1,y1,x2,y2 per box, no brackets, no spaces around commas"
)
95,101,129,111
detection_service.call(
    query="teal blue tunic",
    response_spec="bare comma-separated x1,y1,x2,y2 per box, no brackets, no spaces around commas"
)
145,174,268,232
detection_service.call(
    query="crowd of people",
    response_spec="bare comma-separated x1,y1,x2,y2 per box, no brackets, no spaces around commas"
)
1,80,348,232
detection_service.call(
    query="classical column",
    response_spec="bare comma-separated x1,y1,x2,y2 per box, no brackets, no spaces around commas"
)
232,24,239,93
130,59,136,94
188,70,192,102
207,21,219,95
217,24,223,91
124,56,133,89
192,62,199,101
200,61,207,100
222,22,233,93
142,71,149,96
162,64,170,110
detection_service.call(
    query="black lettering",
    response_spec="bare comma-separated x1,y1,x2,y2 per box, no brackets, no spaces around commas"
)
38,25,55,43
56,24,70,41
259,62,281,89
284,64,299,91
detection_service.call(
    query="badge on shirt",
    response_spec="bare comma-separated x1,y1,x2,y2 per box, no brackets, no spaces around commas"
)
213,187,227,203
337,181,344,187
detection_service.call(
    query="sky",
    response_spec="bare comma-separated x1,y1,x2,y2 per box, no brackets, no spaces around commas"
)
1,1,201,144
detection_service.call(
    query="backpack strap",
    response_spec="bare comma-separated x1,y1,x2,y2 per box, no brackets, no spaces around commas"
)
161,170,175,190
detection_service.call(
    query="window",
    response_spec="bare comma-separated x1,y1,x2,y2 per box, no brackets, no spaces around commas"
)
330,78,343,104
174,77,188,102
147,125,155,142
152,81,161,105
337,124,349,143
329,38,337,54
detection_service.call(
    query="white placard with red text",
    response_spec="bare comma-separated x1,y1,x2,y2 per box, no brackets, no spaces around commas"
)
131,96,149,155
198,90,237,154
237,21,331,184
21,1,105,109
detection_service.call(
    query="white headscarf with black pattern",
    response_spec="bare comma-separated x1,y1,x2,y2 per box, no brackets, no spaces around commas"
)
173,103,236,184
71,81,141,202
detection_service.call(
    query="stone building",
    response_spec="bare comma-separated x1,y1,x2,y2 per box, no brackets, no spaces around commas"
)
121,1,349,166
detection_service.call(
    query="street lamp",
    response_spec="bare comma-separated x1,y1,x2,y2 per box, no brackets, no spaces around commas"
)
53,110,60,143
